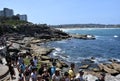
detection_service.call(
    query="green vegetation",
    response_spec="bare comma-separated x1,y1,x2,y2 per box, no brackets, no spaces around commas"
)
0,16,30,25
24,58,41,69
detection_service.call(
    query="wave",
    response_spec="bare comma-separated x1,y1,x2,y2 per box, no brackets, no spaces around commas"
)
114,35,118,38
57,28,120,32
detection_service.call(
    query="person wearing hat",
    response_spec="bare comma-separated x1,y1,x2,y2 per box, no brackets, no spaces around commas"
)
75,69,85,81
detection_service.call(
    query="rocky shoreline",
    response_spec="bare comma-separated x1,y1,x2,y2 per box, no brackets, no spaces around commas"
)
4,34,120,81
0,24,120,80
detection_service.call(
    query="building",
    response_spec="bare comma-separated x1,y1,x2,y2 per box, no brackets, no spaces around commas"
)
0,8,28,21
0,11,4,16
0,8,14,17
17,14,27,21
3,8,14,17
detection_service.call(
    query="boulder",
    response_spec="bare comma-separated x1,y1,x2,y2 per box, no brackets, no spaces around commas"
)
92,68,101,72
99,64,119,75
80,65,89,69
40,56,51,61
111,63,120,72
105,74,120,81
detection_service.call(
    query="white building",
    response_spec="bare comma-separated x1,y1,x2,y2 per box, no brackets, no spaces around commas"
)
17,14,27,21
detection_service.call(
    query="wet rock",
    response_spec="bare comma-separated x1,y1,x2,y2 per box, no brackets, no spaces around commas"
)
71,34,95,40
81,59,94,65
80,64,89,69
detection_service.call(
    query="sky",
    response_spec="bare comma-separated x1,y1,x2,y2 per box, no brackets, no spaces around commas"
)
0,0,120,25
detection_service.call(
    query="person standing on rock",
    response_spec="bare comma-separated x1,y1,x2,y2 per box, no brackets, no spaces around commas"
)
68,63,76,81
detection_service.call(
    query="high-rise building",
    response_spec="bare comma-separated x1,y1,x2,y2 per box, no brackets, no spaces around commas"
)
17,14,27,21
0,8,14,17
3,8,14,17
0,8,28,21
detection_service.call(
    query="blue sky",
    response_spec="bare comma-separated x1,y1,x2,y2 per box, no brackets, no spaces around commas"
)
0,0,120,25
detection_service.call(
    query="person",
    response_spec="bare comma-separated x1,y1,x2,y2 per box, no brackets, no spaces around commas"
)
24,66,31,81
68,63,75,81
18,70,24,81
64,72,70,81
8,61,15,79
38,63,46,75
42,69,50,81
75,69,85,81
48,62,56,77
37,75,44,81
29,61,37,72
19,61,26,73
33,56,38,67
31,68,37,81
18,55,24,65
96,73,105,81
52,68,61,81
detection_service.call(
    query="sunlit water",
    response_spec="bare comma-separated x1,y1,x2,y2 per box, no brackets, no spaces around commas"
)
43,28,120,65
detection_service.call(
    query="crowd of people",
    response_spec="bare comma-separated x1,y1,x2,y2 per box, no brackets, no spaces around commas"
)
5,51,105,81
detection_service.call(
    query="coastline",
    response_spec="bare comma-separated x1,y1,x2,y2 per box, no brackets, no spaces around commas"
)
0,27,120,81
56,27,120,31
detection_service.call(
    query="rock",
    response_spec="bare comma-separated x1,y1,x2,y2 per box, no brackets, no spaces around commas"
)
99,64,119,75
84,74,98,81
98,64,103,71
40,60,51,64
71,34,95,40
105,74,120,81
56,61,62,68
31,39,42,43
81,59,94,65
80,65,89,69
59,61,68,68
109,59,118,63
105,64,113,69
111,63,120,72
40,56,51,61
31,45,53,56
116,74,120,80
92,68,100,72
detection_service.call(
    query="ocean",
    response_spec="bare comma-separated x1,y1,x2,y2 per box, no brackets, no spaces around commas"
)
43,28,120,66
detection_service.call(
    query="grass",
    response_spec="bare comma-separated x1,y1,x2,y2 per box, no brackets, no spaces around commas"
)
24,57,41,69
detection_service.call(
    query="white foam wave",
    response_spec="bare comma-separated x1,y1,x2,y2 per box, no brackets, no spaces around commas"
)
114,35,118,38
55,47,62,52
56,40,66,44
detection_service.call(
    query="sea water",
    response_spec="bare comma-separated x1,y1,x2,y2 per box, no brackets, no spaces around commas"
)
43,28,120,65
